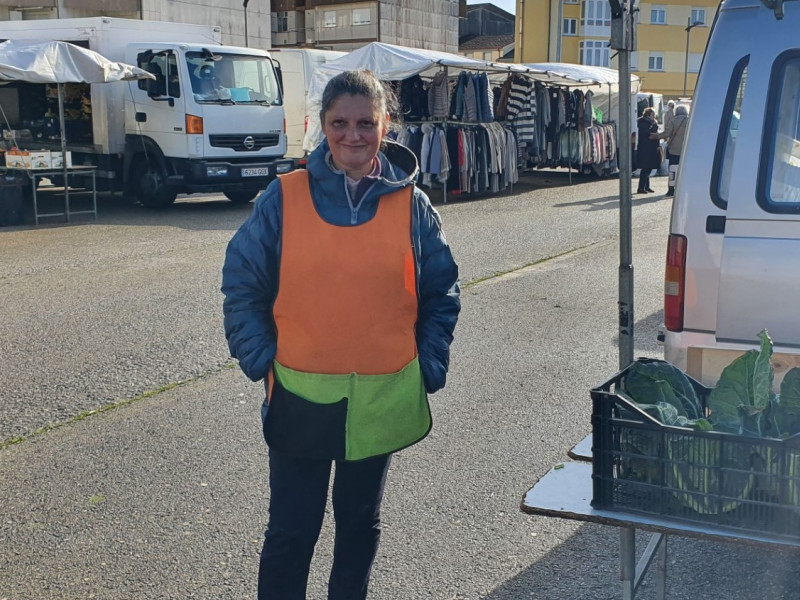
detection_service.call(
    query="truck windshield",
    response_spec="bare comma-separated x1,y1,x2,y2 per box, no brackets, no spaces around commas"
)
187,51,282,105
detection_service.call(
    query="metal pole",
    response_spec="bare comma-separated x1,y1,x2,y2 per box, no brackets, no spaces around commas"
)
616,0,634,370
683,17,690,97
243,0,250,47
58,82,70,222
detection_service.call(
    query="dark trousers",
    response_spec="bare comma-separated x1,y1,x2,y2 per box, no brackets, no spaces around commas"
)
638,168,652,191
258,448,391,600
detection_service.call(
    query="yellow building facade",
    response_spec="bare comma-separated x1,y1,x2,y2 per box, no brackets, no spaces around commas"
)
515,0,718,97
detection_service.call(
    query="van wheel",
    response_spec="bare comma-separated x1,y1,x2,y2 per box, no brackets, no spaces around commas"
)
224,189,259,204
135,159,177,208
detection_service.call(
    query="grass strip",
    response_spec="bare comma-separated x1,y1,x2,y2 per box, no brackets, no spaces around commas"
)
0,361,239,450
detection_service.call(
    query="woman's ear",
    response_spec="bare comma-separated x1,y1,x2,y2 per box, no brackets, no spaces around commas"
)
380,113,391,138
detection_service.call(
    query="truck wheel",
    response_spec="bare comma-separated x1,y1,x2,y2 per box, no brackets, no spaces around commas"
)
135,159,177,209
224,189,259,204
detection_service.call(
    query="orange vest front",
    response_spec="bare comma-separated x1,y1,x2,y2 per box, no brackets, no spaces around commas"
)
266,170,431,461
273,169,418,374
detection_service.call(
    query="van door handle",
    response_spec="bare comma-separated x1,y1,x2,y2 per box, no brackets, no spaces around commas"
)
706,215,726,234
135,112,147,123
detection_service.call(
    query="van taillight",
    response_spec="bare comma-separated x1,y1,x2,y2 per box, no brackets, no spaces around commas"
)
664,234,687,332
304,115,309,132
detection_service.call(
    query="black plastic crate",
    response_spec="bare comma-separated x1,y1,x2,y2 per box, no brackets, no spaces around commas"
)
591,358,800,540
0,173,25,227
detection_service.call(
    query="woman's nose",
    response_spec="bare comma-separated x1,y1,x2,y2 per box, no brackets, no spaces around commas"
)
343,125,361,139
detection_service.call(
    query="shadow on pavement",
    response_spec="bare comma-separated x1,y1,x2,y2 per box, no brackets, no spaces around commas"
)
483,521,800,600
14,186,256,232
427,169,612,206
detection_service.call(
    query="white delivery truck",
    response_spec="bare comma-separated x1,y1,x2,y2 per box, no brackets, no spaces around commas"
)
0,17,293,207
271,48,345,161
661,0,800,388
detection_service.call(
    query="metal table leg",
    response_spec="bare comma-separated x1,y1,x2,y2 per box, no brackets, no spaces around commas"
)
621,527,635,600
31,172,39,226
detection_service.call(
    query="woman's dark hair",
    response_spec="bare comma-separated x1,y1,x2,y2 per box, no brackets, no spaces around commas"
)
319,70,400,124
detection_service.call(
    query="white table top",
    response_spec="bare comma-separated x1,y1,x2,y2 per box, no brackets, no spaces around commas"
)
521,461,800,549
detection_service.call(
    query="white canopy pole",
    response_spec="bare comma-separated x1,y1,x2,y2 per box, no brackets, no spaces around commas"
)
57,82,69,221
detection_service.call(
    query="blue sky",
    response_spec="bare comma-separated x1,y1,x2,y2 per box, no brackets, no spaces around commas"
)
467,0,516,15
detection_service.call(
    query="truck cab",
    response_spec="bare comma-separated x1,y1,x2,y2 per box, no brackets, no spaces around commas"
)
126,43,292,207
0,17,294,208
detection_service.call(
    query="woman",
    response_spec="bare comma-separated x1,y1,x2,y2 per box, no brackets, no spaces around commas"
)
653,104,689,197
221,70,461,600
636,107,660,194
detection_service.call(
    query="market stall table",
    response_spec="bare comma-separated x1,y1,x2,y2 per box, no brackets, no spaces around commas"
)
3,165,97,225
520,456,800,600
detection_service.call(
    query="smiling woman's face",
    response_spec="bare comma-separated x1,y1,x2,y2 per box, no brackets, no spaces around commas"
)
321,93,389,180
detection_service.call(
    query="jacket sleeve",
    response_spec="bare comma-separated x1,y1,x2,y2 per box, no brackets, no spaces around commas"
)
221,180,282,382
655,119,675,140
412,188,461,394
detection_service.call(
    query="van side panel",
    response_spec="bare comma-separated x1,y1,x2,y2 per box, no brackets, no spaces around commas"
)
664,0,800,382
713,10,800,345
669,8,753,334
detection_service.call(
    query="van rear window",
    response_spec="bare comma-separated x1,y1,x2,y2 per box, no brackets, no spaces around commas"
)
712,56,748,209
759,52,800,211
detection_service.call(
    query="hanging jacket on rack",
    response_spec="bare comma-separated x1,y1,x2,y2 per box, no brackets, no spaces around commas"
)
400,75,429,120
428,71,450,119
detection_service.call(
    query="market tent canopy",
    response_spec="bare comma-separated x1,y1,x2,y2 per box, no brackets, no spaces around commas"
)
304,43,642,152
308,41,533,85
522,62,641,136
521,62,637,87
0,39,155,83
0,39,154,223
304,42,538,151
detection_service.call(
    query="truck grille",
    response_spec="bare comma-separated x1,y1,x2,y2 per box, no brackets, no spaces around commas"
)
209,134,280,151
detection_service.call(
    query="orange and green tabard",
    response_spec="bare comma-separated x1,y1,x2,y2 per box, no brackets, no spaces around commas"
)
266,170,430,461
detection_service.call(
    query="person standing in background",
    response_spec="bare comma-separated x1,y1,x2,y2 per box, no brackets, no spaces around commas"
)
663,100,676,131
221,69,461,600
654,104,689,197
636,107,660,194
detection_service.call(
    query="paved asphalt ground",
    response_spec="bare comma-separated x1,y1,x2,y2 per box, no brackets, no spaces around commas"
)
1,173,799,599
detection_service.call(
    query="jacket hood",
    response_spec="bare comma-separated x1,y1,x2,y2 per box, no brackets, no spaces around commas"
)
675,105,689,116
306,137,420,192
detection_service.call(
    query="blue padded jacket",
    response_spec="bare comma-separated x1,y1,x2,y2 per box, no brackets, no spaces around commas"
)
221,138,461,394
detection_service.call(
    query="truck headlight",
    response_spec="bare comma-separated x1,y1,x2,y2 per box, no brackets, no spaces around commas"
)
207,166,228,177
276,163,292,174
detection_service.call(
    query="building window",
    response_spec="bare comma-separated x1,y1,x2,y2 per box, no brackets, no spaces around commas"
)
277,11,288,33
631,51,639,71
764,56,800,205
580,40,609,66
648,52,664,71
581,0,611,27
650,5,666,24
714,58,748,206
688,52,703,73
352,8,370,25
691,8,706,24
564,0,578,4
323,11,337,28
563,18,577,35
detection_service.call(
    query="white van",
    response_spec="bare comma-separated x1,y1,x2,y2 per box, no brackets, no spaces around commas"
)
272,48,346,160
662,0,800,389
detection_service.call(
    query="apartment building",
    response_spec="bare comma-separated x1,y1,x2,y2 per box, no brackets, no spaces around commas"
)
0,0,272,48
516,0,718,97
270,0,461,52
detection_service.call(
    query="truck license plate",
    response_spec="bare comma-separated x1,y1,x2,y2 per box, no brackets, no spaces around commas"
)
242,167,269,177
